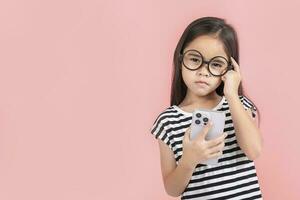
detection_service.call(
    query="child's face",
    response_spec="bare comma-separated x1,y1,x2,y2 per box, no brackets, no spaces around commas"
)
181,35,229,97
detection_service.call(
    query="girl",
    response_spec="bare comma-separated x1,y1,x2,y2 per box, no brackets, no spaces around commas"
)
150,17,264,199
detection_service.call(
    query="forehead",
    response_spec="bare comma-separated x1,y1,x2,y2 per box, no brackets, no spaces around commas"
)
184,35,228,59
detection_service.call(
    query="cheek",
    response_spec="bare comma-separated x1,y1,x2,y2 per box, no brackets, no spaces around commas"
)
210,77,223,88
212,77,222,84
181,68,194,85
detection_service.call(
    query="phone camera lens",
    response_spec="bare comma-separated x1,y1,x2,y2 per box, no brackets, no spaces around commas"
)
196,113,201,118
203,117,208,122
195,119,201,125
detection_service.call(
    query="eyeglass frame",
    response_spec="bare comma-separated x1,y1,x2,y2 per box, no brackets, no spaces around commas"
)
178,49,234,77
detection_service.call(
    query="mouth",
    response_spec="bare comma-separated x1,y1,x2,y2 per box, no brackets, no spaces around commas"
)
195,80,209,85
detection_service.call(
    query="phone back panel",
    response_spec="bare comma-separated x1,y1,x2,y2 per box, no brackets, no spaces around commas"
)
190,108,226,165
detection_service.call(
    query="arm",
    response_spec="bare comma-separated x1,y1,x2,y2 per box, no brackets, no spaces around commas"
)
157,139,194,197
226,94,263,160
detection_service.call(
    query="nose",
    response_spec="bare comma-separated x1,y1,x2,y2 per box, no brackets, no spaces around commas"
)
196,61,210,76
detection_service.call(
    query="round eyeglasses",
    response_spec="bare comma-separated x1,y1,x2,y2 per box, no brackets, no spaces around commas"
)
179,49,233,76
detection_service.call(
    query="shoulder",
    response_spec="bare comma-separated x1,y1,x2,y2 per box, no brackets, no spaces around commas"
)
239,94,257,110
238,94,258,119
150,106,175,134
150,106,177,150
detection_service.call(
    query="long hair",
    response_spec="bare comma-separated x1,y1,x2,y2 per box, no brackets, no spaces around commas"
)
170,16,260,126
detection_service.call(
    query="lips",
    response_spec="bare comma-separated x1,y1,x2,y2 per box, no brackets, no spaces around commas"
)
195,80,209,85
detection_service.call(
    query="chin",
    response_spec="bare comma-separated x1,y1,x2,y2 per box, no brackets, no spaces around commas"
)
193,89,213,96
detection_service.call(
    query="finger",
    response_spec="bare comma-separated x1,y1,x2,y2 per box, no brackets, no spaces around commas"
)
195,120,213,141
230,57,240,74
208,140,225,154
183,126,191,142
206,132,228,148
208,150,223,159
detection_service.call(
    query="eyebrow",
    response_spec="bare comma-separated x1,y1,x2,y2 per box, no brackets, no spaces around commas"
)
212,59,226,64
186,53,202,57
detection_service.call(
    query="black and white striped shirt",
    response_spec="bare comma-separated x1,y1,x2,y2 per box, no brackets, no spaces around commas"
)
150,95,263,200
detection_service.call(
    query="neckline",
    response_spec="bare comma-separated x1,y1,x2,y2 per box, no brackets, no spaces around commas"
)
173,96,225,115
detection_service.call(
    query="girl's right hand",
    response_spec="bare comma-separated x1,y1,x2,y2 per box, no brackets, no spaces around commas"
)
180,120,228,169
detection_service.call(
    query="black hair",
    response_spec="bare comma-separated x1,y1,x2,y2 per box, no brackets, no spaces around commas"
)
170,16,260,126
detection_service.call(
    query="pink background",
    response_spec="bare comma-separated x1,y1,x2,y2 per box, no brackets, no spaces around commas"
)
0,0,299,199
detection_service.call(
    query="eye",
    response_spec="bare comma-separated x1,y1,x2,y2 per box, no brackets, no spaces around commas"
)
190,58,200,63
211,63,222,67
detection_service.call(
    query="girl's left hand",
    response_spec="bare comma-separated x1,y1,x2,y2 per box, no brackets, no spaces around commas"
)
221,57,242,97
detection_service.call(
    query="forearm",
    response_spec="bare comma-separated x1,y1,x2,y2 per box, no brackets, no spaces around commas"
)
226,94,263,160
164,157,195,197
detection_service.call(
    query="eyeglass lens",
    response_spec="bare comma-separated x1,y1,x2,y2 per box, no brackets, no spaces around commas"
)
183,50,229,76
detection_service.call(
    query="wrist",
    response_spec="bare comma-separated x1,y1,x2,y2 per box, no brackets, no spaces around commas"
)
178,156,196,171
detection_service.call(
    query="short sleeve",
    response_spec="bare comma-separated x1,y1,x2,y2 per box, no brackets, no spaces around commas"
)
150,113,173,150
240,95,257,119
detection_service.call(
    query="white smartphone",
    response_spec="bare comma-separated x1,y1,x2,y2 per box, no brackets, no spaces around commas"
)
190,108,226,165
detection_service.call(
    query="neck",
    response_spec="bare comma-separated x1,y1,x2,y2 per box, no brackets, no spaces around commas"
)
181,91,221,108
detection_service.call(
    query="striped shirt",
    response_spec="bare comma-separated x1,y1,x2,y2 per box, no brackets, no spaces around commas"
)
150,95,263,199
